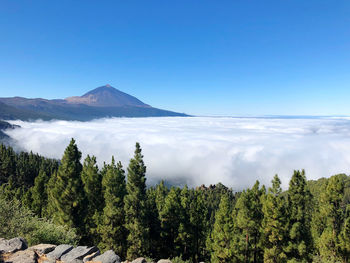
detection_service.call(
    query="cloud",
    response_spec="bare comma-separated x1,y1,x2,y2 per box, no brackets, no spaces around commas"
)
5,117,350,190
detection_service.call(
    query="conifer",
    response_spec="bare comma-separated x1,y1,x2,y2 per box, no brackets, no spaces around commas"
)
159,187,182,258
235,180,265,263
285,170,313,262
124,142,149,260
81,155,102,244
49,139,86,234
30,167,49,217
262,175,287,263
98,157,127,257
208,193,235,263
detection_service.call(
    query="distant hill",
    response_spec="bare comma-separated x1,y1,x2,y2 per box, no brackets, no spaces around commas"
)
0,120,19,140
0,85,188,121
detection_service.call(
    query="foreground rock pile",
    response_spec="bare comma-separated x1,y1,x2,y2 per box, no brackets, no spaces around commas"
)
0,238,173,263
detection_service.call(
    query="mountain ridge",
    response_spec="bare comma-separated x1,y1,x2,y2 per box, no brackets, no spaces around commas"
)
0,85,188,121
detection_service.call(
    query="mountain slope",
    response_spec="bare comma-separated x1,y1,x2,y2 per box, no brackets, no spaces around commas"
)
0,85,187,121
66,84,150,107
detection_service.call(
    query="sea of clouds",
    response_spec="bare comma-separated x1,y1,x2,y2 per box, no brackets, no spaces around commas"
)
5,116,350,190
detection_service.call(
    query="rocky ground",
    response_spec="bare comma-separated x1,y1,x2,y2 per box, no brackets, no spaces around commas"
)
0,237,173,263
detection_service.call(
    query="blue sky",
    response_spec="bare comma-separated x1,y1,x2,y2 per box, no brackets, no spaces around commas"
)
0,0,349,116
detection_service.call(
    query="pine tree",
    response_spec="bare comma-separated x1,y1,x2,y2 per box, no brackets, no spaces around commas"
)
81,155,102,244
155,180,169,212
235,180,265,263
124,142,149,260
145,186,162,259
317,175,344,261
98,157,127,257
159,187,182,258
30,167,50,217
208,193,235,263
49,138,86,234
262,175,287,263
340,206,350,262
189,189,208,263
285,170,313,262
177,185,192,260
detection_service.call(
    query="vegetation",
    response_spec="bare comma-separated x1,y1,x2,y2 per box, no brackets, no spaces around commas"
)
1,141,350,262
0,195,78,246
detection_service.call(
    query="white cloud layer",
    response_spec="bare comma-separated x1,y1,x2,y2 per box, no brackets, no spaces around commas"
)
5,117,350,190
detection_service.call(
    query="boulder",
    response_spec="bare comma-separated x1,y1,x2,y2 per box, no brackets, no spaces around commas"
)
90,250,120,263
131,258,147,263
46,244,73,260
61,246,99,262
83,251,100,262
157,260,172,263
0,237,28,253
28,244,57,255
4,249,37,263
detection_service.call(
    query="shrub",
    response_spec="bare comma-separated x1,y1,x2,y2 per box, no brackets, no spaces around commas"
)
170,256,192,263
0,196,79,246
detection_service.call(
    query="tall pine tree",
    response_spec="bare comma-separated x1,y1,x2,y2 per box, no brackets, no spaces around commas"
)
317,175,344,261
235,180,265,263
49,139,86,234
124,142,149,260
208,193,235,263
98,157,127,257
285,170,313,262
262,175,287,263
30,166,50,217
81,155,102,244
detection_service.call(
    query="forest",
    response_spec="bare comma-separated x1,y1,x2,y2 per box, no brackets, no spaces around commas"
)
1,139,350,263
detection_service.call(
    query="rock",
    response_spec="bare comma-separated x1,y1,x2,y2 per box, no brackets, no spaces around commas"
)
131,258,147,263
46,244,73,260
157,260,172,263
83,251,100,262
90,250,120,263
61,246,99,262
4,249,37,263
28,244,57,255
0,237,28,253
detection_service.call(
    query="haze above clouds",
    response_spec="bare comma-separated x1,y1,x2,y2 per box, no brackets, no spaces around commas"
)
5,117,350,189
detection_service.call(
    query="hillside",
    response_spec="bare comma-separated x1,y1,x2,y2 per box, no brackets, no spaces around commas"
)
1,141,350,262
0,85,188,121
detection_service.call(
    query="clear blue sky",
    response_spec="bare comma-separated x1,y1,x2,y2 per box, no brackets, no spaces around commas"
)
0,0,349,116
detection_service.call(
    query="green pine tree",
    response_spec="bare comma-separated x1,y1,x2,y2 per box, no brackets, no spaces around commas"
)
235,180,265,263
340,206,350,262
30,167,50,217
177,185,192,260
262,175,287,263
124,142,149,260
188,189,208,263
159,186,182,258
98,157,127,257
81,154,102,244
317,175,344,261
208,193,235,263
49,138,86,235
285,170,313,262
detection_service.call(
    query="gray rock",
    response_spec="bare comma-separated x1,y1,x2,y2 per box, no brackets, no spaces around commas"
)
83,251,100,262
91,250,120,263
4,249,37,263
131,258,147,263
46,244,73,260
66,260,84,263
0,237,28,253
157,260,172,263
28,244,57,255
61,246,99,262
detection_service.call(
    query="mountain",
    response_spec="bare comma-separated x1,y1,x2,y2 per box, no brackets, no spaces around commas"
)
0,85,187,121
65,84,150,107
